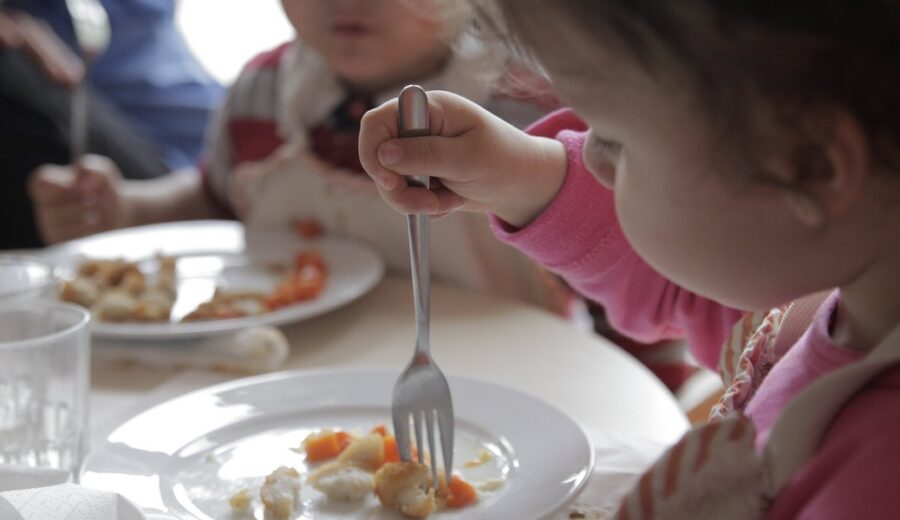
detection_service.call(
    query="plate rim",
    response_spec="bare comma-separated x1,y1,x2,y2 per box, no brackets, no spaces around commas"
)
82,367,596,519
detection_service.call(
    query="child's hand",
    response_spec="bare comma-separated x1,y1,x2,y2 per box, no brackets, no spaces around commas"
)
28,155,128,244
359,90,567,227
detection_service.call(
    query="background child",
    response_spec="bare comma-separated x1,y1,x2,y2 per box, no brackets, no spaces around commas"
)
359,0,900,516
28,0,566,311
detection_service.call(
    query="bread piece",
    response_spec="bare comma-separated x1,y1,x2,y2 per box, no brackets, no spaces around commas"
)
260,466,301,518
308,461,374,501
337,433,385,471
374,462,436,518
133,287,174,321
156,255,177,296
59,277,99,307
119,269,146,295
91,290,139,322
228,488,252,512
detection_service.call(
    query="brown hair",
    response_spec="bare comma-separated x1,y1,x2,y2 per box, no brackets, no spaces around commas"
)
472,0,900,175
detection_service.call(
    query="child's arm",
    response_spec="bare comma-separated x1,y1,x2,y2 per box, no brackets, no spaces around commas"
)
501,117,744,368
28,155,220,244
360,93,744,368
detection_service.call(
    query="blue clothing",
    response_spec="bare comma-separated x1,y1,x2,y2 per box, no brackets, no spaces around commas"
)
7,0,223,169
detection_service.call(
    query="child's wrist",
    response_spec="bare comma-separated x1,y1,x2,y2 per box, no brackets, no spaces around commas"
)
119,185,146,227
490,136,567,228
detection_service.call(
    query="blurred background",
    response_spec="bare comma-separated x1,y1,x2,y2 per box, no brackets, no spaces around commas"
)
177,0,292,84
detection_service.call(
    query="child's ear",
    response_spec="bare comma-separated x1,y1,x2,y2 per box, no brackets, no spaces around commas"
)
778,108,869,229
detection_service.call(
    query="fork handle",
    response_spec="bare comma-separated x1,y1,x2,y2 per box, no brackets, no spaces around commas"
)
407,195,430,356
70,82,88,163
399,86,432,358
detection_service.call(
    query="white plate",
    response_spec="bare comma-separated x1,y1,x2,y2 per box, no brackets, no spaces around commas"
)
45,221,385,340
80,368,595,519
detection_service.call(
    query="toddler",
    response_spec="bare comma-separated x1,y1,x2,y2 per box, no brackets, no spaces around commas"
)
29,0,564,310
359,0,900,516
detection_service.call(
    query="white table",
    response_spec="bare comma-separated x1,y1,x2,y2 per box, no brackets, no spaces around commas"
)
14,224,690,517
90,274,689,447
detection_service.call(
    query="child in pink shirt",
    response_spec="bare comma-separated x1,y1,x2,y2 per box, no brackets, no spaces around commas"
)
358,1,900,518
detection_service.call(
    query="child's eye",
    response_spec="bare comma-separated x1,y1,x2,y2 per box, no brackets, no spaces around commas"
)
591,135,622,162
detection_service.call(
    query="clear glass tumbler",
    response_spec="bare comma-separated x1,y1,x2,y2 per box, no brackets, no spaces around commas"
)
0,302,91,478
0,255,60,307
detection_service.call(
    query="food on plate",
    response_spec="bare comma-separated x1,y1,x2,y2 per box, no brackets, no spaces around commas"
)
62,250,328,323
265,251,328,310
303,426,475,517
230,423,482,518
260,466,301,519
383,434,418,464
374,461,437,518
181,290,269,321
372,465,478,516
60,256,176,322
308,461,374,501
185,250,328,320
476,479,505,493
301,428,354,462
293,217,324,239
156,255,176,295
91,290,139,321
336,433,385,471
463,448,493,468
77,258,141,289
306,433,384,501
134,288,176,321
228,488,253,512
438,475,478,509
58,276,99,307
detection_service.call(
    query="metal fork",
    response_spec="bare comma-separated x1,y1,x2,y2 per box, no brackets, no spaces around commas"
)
65,0,110,162
391,85,455,489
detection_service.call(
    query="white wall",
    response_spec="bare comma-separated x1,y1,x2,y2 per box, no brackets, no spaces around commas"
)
176,0,294,84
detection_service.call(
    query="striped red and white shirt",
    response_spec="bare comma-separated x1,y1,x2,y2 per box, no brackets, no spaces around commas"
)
200,40,567,311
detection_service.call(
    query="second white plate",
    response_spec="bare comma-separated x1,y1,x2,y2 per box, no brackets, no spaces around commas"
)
46,221,385,340
81,368,595,519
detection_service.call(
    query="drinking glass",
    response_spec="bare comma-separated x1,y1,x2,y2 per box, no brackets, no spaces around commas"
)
0,302,91,479
0,255,60,307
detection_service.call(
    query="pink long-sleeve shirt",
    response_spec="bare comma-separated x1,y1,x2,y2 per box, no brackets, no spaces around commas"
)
492,110,900,518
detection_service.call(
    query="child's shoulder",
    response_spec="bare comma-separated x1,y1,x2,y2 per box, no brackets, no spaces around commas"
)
224,41,297,115
243,41,294,73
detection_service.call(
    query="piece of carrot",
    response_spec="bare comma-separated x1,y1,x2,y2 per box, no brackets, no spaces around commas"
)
371,425,388,437
293,218,323,239
292,265,326,298
335,431,353,451
383,435,400,464
266,262,326,310
304,430,342,462
293,251,327,273
445,475,477,508
382,435,417,464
